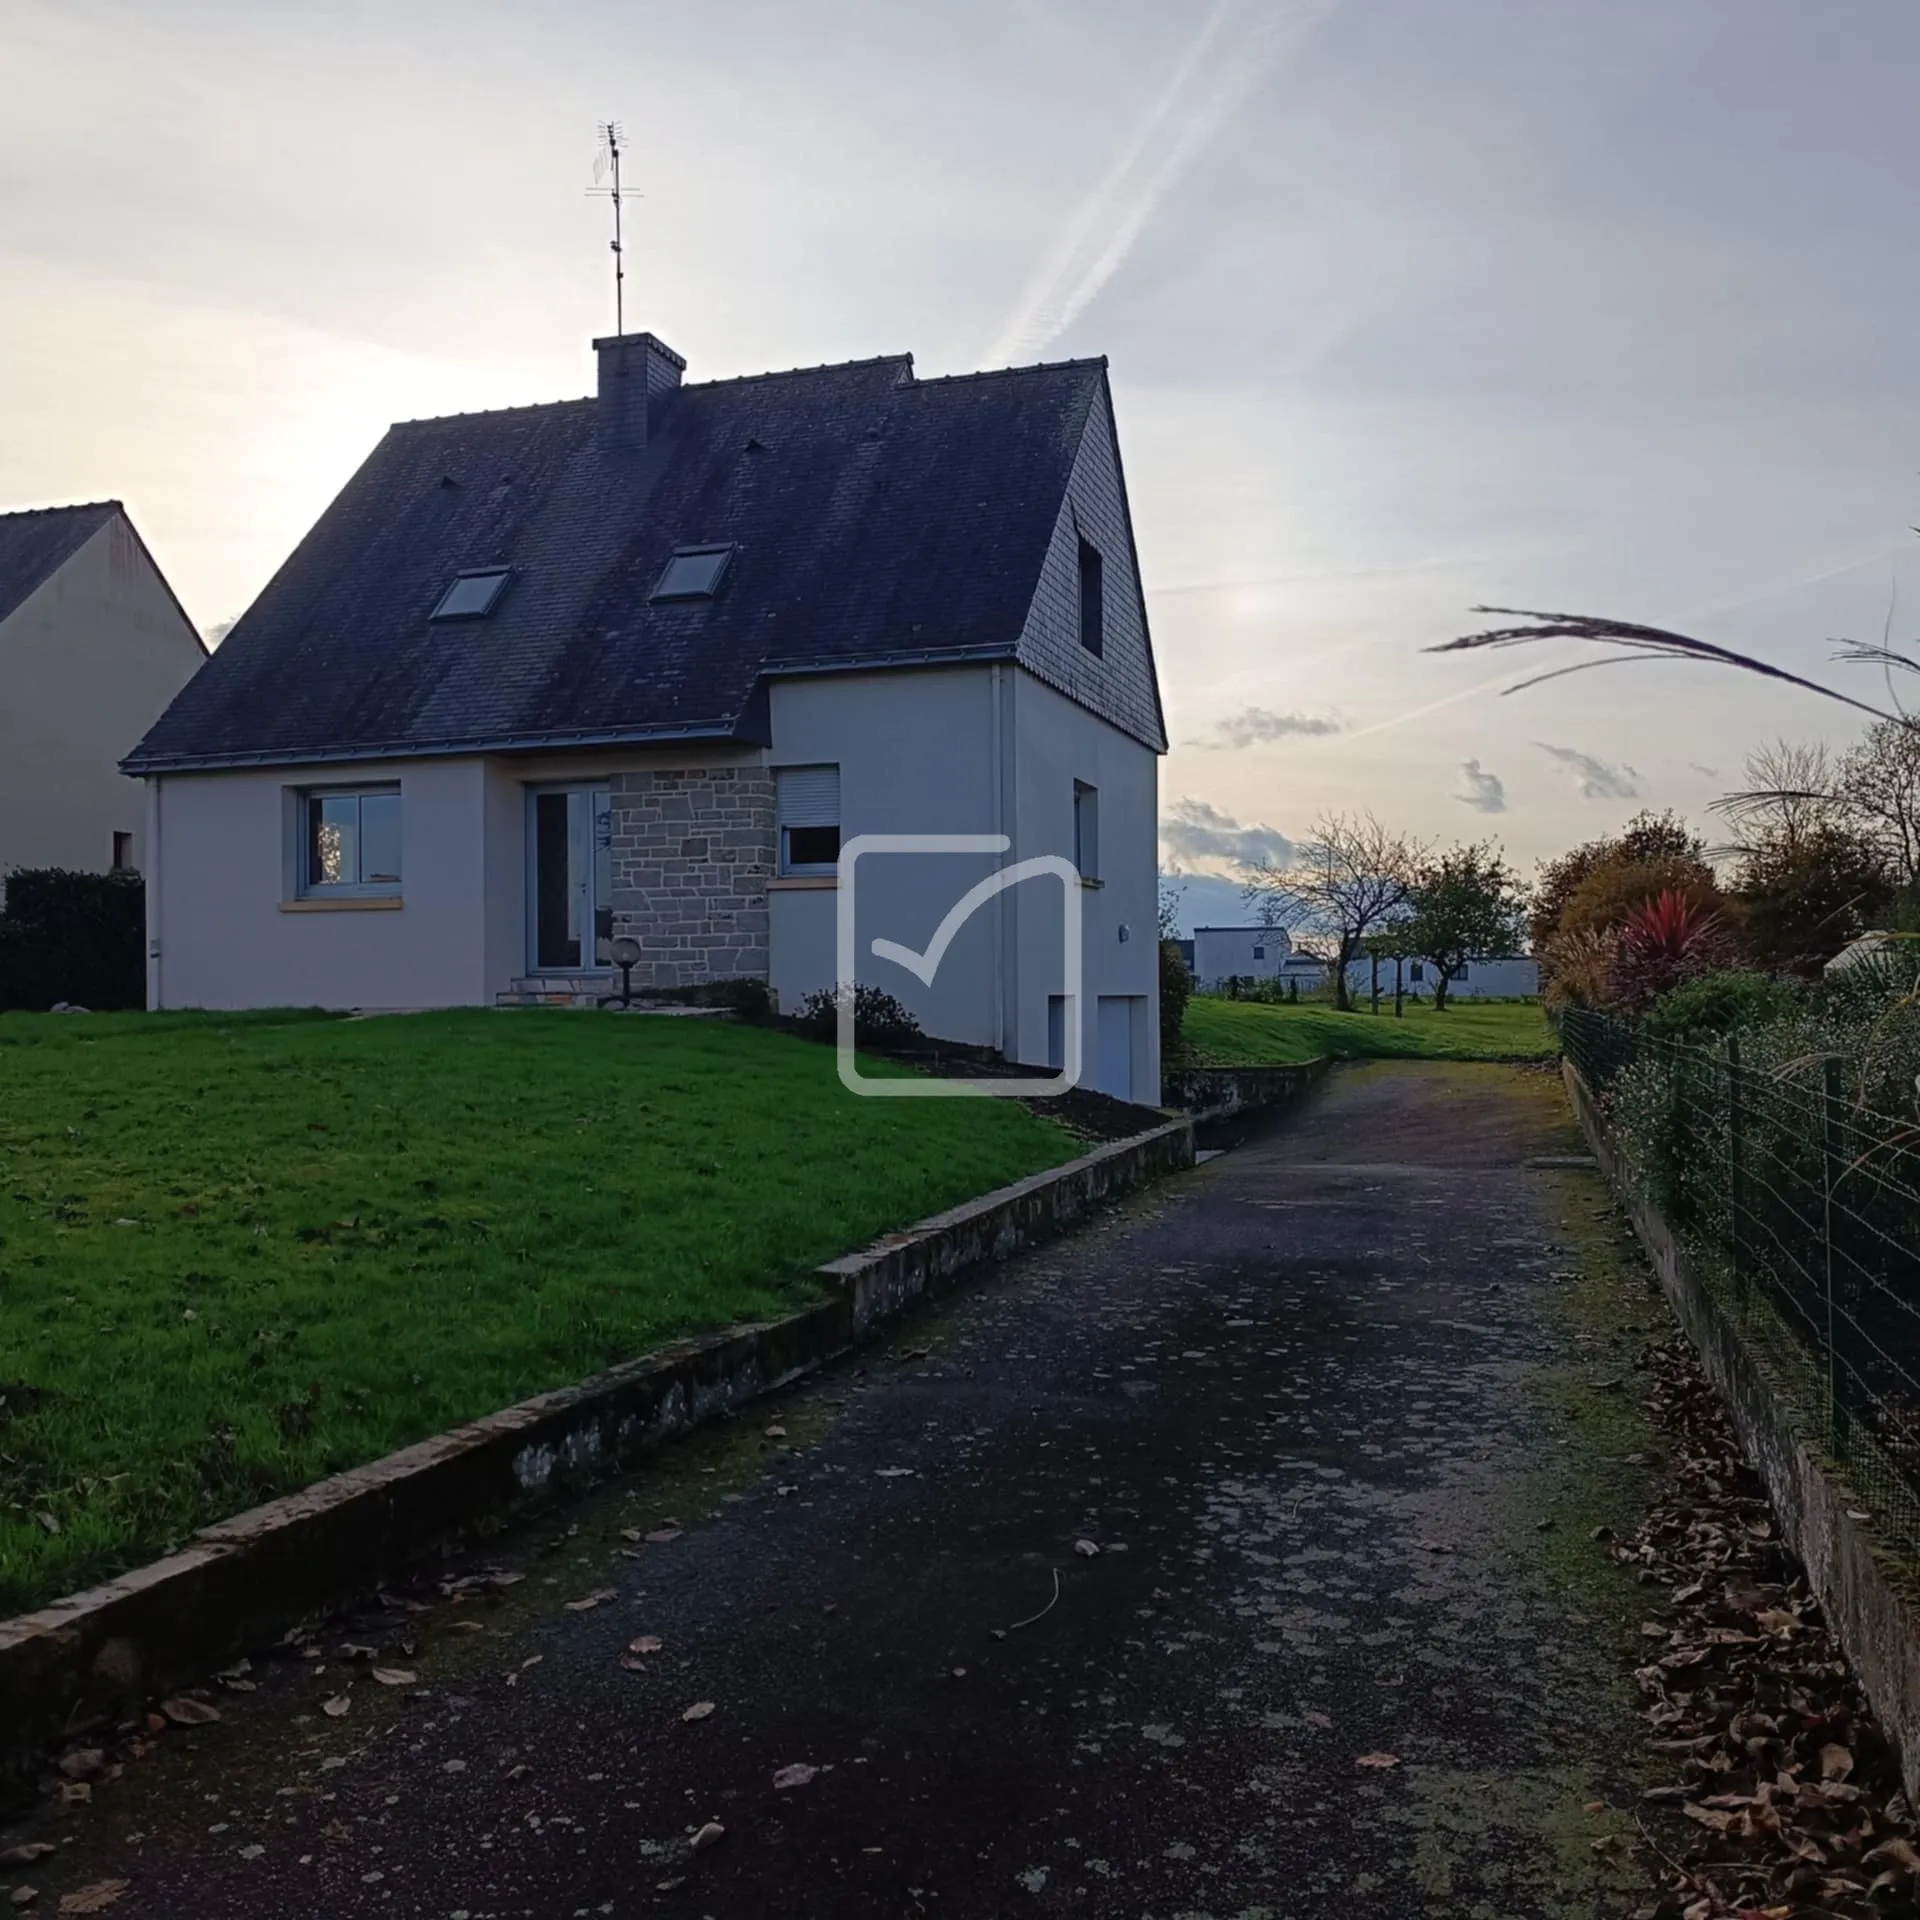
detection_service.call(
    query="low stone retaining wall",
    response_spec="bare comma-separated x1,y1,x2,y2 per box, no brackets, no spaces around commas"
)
1564,1060,1920,1803
0,1117,1193,1783
1160,1057,1330,1122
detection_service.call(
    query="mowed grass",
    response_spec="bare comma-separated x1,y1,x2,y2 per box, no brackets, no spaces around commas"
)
1179,995,1557,1066
0,1009,1077,1612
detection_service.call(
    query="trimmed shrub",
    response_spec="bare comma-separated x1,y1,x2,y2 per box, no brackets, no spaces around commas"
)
0,869,145,1012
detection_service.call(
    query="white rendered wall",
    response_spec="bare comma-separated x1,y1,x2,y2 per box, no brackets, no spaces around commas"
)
0,517,204,882
1193,927,1291,990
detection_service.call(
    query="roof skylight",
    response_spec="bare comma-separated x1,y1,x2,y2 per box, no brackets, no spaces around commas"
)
430,568,510,620
651,545,733,601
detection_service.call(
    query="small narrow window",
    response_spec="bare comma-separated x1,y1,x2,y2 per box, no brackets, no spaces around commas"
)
1046,994,1068,1070
300,786,402,895
111,831,134,872
1073,780,1099,881
1252,944,1265,961
776,765,840,876
1456,963,1469,981
1409,960,1425,983
652,545,734,601
1077,538,1104,658
430,568,510,620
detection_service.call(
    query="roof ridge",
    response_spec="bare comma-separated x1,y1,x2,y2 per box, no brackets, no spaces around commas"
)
916,356,1108,386
0,498,122,523
390,396,594,430
682,353,914,392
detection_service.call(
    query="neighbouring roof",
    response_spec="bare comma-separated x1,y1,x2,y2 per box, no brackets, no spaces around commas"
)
127,352,1137,774
0,501,121,626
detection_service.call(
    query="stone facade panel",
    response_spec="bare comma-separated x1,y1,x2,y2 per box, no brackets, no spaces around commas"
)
608,766,775,989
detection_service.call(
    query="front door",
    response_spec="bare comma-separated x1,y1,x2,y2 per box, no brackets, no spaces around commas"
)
529,786,613,972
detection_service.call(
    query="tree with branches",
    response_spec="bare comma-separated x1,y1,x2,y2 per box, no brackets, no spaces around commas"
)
1398,843,1527,1011
1243,812,1422,1012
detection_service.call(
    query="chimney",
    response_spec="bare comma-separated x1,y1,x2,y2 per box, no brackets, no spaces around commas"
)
593,331,687,448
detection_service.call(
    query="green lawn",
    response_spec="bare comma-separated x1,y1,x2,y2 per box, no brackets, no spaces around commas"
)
0,1009,1076,1613
1178,995,1557,1066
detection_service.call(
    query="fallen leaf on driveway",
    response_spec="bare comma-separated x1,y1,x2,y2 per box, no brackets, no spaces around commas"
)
564,1590,616,1613
57,1884,128,1915
644,1528,683,1545
321,1696,351,1718
0,1846,55,1868
1073,1540,1101,1558
874,1468,914,1480
1821,1742,1855,1782
772,1763,818,1790
1303,1712,1333,1730
682,1701,716,1723
445,1620,486,1636
9,1890,36,1908
690,1821,725,1851
764,1424,787,1440
371,1668,417,1688
1356,1752,1400,1769
159,1697,220,1727
628,1636,663,1656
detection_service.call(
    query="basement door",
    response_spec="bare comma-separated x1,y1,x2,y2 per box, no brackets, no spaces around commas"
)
528,786,614,972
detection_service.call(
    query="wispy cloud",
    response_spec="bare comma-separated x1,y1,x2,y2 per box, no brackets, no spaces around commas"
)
1689,762,1721,780
1159,797,1294,872
985,0,1338,364
1538,743,1642,801
1189,705,1344,750
1455,760,1507,812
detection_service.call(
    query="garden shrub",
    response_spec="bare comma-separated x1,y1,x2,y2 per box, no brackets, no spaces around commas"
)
1159,938,1190,1049
1643,970,1799,1047
793,984,922,1049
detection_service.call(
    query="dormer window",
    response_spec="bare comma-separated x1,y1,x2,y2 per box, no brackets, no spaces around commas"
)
651,544,733,601
430,568,510,620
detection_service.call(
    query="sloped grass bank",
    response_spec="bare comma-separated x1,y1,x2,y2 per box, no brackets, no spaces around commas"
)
0,1009,1076,1612
1180,995,1556,1066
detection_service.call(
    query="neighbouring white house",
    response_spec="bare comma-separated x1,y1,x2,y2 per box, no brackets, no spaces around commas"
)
125,331,1169,1101
1192,925,1291,990
1342,952,1540,1000
0,502,205,884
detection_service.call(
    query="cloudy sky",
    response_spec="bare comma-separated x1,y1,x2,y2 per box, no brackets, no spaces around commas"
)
8,0,1920,931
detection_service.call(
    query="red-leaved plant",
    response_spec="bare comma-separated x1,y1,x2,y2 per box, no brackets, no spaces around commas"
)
1609,888,1733,1017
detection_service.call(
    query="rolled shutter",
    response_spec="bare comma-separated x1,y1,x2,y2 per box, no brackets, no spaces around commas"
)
777,765,839,830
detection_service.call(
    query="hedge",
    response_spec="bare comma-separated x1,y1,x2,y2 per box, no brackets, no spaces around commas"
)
0,868,146,1012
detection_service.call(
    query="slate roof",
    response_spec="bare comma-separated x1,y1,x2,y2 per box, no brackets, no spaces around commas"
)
127,353,1131,773
0,501,121,626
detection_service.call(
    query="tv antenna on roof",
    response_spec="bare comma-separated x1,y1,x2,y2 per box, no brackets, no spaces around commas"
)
588,122,632,334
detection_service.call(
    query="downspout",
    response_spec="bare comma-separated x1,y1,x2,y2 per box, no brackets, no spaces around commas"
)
989,663,1005,1056
145,775,163,1010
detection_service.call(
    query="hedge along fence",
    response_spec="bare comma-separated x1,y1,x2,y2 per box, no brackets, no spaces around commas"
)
0,869,146,1013
1561,1006,1920,1562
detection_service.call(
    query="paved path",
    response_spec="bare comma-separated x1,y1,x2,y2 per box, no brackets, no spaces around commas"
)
6,1062,1661,1918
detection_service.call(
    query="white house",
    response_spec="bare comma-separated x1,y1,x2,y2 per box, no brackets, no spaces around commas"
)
125,332,1169,1101
0,502,204,883
1343,953,1540,1000
1192,925,1290,990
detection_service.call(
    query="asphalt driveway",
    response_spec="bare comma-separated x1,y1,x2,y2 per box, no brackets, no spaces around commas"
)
1,1060,1664,1919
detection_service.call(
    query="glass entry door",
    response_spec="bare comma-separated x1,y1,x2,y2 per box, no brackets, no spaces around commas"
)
529,786,613,972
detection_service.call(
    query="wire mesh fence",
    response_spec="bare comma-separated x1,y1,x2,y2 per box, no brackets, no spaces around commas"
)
1561,1006,1920,1560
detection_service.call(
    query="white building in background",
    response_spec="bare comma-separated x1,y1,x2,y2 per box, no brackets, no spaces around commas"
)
0,502,204,885
1193,924,1291,990
125,331,1170,1101
1343,953,1540,1000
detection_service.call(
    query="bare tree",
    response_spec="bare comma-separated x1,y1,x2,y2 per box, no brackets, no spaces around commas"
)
1244,811,1423,1011
1714,738,1837,856
1834,721,1920,886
